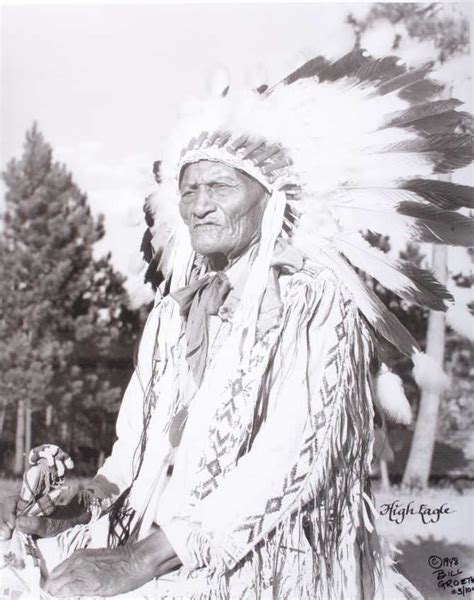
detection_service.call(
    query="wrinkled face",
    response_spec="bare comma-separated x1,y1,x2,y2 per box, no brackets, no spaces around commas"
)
179,160,269,261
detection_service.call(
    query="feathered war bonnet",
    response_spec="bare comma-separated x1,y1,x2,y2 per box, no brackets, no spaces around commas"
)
143,49,474,423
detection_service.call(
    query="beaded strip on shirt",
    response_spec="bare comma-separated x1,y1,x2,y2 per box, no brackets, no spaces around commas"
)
178,275,380,598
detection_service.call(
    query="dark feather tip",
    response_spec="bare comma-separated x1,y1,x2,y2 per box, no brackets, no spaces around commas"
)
400,179,474,211
284,56,329,85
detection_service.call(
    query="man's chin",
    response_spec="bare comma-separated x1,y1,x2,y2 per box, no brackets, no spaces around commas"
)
190,240,231,258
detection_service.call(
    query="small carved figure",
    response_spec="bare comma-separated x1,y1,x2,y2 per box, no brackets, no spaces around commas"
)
16,445,74,518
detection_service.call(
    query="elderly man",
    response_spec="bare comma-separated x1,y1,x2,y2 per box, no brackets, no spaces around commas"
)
2,49,471,599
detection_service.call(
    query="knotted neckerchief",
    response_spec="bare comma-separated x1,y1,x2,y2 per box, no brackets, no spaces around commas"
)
172,272,232,386
171,243,304,387
108,271,232,548
107,245,303,547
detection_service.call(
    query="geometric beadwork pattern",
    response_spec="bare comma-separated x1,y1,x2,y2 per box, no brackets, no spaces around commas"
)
188,274,312,503
233,285,357,546
179,267,376,597
193,324,283,500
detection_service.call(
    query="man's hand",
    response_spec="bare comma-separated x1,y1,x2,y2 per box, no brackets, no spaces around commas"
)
16,488,91,537
45,529,180,598
0,496,18,540
1,475,117,540
0,493,91,539
16,509,91,538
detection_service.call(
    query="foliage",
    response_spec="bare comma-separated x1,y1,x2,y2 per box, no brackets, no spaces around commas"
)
348,3,470,61
0,124,143,474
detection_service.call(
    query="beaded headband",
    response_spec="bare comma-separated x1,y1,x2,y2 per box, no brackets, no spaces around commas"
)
143,49,474,409
178,130,295,192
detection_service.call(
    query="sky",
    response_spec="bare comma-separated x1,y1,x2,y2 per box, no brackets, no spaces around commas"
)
1,2,472,302
0,2,361,298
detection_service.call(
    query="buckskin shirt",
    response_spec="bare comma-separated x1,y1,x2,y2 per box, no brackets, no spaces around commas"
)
6,47,469,600
32,244,419,600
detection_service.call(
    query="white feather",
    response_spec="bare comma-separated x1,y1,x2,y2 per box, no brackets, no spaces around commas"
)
333,196,432,243
335,233,423,300
126,272,155,310
376,365,412,425
412,351,450,392
299,247,419,356
334,188,423,209
148,74,414,222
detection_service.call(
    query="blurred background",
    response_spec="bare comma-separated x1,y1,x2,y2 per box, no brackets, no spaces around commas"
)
0,3,473,596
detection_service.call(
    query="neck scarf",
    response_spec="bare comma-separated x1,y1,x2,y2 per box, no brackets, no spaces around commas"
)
172,272,232,386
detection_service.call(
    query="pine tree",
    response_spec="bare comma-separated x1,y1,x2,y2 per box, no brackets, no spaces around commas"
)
1,124,135,474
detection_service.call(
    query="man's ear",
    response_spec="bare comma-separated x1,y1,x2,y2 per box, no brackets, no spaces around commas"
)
249,174,270,211
256,188,271,218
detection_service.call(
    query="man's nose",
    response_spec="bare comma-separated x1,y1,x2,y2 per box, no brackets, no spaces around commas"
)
192,186,216,218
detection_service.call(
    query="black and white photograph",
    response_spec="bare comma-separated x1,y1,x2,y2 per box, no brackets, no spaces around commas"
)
0,2,473,598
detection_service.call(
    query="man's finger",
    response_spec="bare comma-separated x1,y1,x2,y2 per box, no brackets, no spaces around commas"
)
48,554,78,580
46,575,86,598
16,516,45,535
17,509,91,538
0,496,17,540
47,556,99,598
0,523,13,540
2,496,17,521
16,516,73,537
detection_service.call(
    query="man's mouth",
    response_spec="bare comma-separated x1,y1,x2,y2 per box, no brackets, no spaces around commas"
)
193,222,221,230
